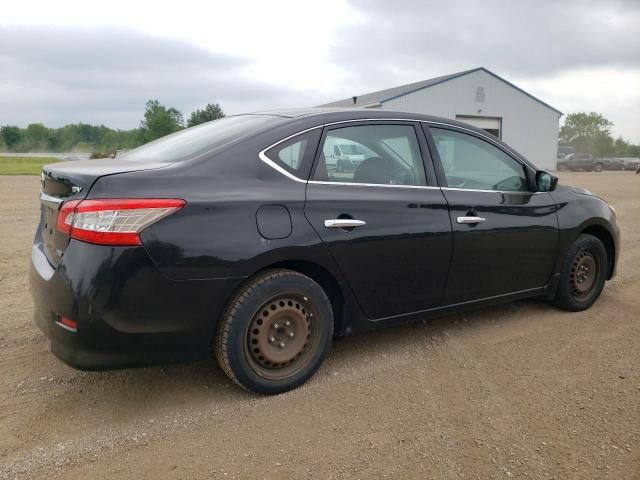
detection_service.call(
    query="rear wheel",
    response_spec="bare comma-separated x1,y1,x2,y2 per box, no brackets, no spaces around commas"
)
552,234,607,311
215,269,333,394
594,163,603,172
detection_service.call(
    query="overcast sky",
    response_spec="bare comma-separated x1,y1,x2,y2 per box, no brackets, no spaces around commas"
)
1,0,639,142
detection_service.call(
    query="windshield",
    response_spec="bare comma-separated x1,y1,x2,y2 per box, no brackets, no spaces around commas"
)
123,115,278,162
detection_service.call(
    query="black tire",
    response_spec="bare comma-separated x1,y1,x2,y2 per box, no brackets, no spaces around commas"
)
215,269,333,394
594,163,603,172
552,234,608,311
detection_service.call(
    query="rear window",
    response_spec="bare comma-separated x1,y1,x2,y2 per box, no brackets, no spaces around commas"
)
123,115,278,162
264,129,322,178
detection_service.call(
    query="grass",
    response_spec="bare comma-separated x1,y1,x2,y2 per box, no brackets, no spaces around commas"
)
0,156,61,175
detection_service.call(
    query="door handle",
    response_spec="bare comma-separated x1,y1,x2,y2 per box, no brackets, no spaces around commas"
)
324,219,366,228
456,216,487,224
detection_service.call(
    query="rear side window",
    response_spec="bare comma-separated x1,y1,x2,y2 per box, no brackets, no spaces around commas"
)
264,130,321,178
277,138,307,170
123,115,279,162
312,124,427,186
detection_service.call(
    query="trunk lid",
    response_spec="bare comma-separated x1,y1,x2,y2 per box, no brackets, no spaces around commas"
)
39,158,172,265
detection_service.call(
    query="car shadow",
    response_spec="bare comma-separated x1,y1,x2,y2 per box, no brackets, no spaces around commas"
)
57,297,553,413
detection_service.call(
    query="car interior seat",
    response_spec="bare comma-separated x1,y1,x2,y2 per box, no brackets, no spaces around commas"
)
353,157,393,184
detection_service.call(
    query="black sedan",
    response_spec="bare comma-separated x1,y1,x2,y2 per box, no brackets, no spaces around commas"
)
30,109,620,394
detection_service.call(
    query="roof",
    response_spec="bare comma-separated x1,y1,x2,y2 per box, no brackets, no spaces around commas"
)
319,67,562,115
246,108,349,118
244,107,493,127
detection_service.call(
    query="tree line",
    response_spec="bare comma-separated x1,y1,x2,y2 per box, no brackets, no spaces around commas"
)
559,112,639,158
1,107,637,158
0,100,225,154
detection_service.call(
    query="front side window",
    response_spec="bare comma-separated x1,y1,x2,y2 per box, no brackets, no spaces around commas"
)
430,128,528,192
313,124,427,186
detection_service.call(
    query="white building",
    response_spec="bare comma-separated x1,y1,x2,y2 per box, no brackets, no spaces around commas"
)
320,67,562,170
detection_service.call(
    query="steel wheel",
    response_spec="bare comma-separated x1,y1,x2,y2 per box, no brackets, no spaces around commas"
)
570,249,598,300
552,234,608,312
244,293,322,381
216,270,333,394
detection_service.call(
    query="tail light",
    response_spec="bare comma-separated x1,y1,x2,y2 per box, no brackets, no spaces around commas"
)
56,198,186,246
55,315,78,332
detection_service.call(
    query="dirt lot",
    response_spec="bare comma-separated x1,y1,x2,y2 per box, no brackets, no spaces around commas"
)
0,172,638,479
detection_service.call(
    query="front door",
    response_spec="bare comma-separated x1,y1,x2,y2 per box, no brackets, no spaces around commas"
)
426,125,559,304
304,122,452,320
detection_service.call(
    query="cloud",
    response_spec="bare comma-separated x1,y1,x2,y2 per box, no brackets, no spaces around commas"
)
321,0,640,142
0,26,318,128
329,0,640,88
0,2,638,143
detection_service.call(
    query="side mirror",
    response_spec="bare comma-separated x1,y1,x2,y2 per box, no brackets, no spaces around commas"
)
536,170,558,192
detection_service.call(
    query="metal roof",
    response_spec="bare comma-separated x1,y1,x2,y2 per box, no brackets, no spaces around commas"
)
318,67,562,115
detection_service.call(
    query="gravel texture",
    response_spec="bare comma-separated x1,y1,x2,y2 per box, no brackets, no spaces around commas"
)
0,172,638,479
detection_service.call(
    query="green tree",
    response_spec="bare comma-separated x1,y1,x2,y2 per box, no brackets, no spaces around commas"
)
0,126,22,149
139,100,184,142
187,103,225,127
18,123,51,151
0,100,227,153
559,112,614,157
611,136,640,157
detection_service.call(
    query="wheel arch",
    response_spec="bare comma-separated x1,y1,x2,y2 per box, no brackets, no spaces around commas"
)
581,224,615,279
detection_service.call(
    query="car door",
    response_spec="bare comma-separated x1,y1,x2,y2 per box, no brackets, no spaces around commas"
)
425,125,559,304
304,121,452,320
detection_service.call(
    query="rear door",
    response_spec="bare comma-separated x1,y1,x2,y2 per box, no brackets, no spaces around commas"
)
424,125,559,304
304,121,452,320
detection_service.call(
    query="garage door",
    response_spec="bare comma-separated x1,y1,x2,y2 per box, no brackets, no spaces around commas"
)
455,115,501,139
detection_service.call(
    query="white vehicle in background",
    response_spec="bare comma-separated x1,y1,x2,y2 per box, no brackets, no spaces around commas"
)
322,138,366,172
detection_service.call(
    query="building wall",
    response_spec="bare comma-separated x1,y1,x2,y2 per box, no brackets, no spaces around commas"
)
381,70,561,170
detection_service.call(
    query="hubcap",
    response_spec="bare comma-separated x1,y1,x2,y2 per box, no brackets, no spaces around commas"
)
570,249,598,299
247,296,314,374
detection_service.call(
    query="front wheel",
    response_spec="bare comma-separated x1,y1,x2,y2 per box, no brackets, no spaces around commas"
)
552,234,608,311
215,269,333,394
593,163,603,172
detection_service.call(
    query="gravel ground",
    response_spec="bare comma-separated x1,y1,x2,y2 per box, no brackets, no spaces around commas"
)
0,172,638,479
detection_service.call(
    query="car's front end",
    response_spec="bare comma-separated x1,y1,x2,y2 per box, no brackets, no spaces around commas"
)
553,183,620,279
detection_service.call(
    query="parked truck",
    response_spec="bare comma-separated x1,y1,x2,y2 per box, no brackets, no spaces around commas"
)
557,153,625,172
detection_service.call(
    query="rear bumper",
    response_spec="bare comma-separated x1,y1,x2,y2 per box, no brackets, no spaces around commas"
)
30,237,244,369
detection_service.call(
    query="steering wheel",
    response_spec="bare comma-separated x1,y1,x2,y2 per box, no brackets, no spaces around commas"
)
389,166,416,185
